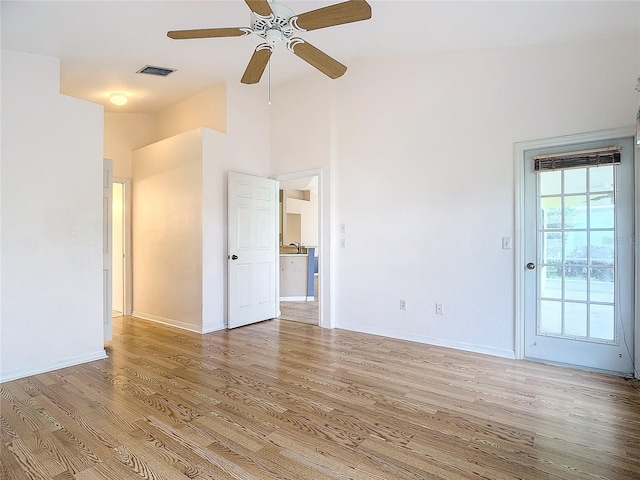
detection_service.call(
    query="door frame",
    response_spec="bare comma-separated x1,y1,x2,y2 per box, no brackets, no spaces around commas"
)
103,159,113,342
514,126,639,378
272,168,323,327
113,177,133,316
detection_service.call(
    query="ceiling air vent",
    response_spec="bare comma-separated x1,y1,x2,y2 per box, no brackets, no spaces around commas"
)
136,65,176,77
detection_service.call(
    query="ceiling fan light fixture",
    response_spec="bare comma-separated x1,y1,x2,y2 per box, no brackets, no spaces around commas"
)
109,93,128,106
266,29,285,45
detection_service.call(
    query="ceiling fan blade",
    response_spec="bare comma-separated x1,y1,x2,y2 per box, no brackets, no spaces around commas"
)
241,45,272,84
167,27,250,40
291,0,371,31
245,0,273,17
289,39,347,79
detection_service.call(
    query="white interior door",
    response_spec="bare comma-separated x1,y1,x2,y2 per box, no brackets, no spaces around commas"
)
227,171,279,329
103,159,113,342
523,136,635,374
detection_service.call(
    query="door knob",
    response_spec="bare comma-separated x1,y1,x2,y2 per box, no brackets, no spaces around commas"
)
229,254,238,260
526,262,535,270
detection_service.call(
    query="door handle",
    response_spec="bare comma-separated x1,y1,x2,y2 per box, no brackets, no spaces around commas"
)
229,254,238,260
526,262,535,270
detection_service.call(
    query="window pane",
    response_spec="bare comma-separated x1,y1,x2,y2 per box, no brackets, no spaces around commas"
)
590,194,614,229
564,195,587,230
540,197,562,229
564,231,587,264
565,302,587,337
539,300,562,335
565,267,587,301
589,166,613,192
541,232,562,264
590,231,614,266
540,171,561,196
540,266,562,299
590,304,614,341
590,268,614,303
564,168,585,194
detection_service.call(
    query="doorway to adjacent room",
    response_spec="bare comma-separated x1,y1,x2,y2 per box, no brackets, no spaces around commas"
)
275,171,321,325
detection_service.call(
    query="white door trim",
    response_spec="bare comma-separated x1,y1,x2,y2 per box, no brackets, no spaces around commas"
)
272,168,324,328
103,159,113,342
514,126,638,378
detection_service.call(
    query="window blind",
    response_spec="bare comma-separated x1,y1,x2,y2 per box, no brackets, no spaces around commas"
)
533,146,621,172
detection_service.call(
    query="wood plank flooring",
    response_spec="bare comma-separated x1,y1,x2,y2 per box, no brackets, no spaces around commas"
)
2,317,639,479
279,275,318,325
278,300,317,325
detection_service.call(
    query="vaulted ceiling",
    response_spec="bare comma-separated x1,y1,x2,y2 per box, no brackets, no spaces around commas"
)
2,1,637,114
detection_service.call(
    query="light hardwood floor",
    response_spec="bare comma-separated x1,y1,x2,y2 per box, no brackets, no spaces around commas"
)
279,275,318,325
278,300,318,325
2,317,639,479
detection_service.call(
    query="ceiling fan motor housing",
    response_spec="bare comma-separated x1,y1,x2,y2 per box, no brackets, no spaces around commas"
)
251,2,296,46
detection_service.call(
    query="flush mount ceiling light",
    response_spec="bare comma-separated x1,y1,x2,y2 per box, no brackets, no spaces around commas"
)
109,93,128,106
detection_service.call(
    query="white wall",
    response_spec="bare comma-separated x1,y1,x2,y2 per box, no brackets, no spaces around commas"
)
1,50,105,381
155,83,226,140
202,81,270,333
270,35,639,355
132,130,204,331
104,83,225,181
104,113,156,179
127,80,269,334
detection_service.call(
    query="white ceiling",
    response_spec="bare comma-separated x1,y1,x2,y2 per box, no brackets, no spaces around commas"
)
2,1,637,114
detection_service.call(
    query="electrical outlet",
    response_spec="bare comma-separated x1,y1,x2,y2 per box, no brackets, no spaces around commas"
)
436,303,444,315
400,300,407,310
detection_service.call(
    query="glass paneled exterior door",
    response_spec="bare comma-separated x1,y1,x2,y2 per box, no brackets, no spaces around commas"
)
523,136,634,374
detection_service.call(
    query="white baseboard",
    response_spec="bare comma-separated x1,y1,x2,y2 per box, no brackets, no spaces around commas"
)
202,323,225,334
280,296,310,302
132,311,202,334
337,323,516,359
0,350,108,383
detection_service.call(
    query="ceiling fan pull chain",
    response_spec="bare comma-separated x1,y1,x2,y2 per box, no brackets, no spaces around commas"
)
268,57,272,106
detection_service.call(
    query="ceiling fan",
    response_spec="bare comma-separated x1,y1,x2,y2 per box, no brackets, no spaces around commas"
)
167,0,372,84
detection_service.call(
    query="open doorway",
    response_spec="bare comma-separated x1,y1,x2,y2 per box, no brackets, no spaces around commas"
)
112,178,132,318
276,172,320,325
